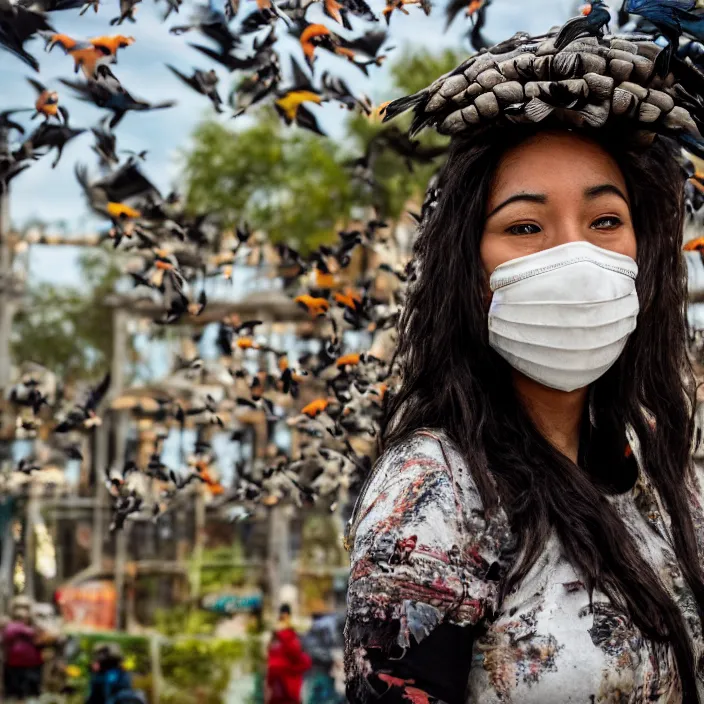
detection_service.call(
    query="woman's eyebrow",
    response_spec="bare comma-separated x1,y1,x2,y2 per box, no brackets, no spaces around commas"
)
584,183,629,205
486,192,547,219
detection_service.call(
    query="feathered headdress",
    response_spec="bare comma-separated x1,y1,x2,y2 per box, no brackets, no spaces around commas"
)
381,5,704,159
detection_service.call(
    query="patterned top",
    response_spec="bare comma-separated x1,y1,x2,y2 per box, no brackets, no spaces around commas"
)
343,429,704,704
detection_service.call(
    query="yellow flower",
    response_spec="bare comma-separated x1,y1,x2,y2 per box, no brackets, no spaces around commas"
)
123,655,136,671
65,665,82,678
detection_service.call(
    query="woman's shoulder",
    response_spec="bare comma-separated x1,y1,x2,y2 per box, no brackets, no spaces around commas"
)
344,427,515,648
349,427,491,534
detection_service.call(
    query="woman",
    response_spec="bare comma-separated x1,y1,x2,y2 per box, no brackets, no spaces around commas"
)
344,21,704,704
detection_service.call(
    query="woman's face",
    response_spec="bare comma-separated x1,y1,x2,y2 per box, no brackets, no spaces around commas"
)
481,131,637,276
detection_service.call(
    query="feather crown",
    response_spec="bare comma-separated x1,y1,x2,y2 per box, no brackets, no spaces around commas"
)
381,25,704,160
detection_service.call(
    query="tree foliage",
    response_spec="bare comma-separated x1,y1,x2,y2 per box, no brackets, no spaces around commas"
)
388,48,466,96
10,48,468,382
182,47,465,250
183,112,361,254
11,251,122,382
343,47,466,220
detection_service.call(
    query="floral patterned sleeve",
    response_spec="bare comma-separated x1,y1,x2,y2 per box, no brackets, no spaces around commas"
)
344,430,514,704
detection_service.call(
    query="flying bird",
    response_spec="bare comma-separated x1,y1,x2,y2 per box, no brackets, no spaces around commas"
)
274,57,325,133
170,0,240,56
166,65,223,112
41,33,135,78
16,108,84,167
110,0,141,24
0,3,53,71
382,0,430,24
26,78,66,122
91,117,119,167
75,159,160,234
54,372,111,433
60,65,176,129
445,0,483,28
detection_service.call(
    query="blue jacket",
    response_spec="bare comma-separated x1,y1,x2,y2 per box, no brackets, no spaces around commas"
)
86,668,133,704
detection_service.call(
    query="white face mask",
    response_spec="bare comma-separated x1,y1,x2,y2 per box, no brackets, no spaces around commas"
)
487,241,639,393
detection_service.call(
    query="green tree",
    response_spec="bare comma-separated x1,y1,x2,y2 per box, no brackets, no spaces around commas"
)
11,250,123,382
388,47,466,96
183,111,361,254
344,47,466,219
181,47,466,249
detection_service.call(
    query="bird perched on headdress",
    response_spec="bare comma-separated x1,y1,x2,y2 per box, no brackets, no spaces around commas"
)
621,0,704,76
554,0,612,52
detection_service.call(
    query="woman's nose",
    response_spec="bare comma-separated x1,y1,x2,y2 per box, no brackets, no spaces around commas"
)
545,221,586,248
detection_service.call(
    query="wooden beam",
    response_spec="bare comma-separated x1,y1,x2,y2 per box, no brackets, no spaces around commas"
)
103,292,307,325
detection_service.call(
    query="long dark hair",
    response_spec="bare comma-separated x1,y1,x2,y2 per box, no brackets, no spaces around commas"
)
381,124,704,701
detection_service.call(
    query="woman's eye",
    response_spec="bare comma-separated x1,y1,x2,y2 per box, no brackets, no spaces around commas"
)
591,216,622,230
506,223,542,235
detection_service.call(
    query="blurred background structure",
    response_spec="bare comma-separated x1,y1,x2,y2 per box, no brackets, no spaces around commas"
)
3,0,704,701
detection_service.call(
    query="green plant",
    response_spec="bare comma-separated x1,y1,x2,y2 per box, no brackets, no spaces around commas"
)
154,604,221,637
64,631,152,702
160,637,247,704
194,543,247,594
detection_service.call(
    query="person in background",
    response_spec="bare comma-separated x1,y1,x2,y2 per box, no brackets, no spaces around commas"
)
265,604,312,704
85,642,137,704
2,596,44,703
33,602,70,702
302,613,345,704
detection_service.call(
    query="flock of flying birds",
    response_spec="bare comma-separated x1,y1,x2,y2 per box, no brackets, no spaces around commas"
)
5,0,704,531
4,196,411,529
0,0,455,528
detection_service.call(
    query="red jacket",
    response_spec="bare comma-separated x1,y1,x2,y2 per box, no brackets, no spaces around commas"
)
3,620,43,668
266,627,312,704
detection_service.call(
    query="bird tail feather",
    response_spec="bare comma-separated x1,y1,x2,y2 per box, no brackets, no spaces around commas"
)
554,15,590,51
381,90,428,122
